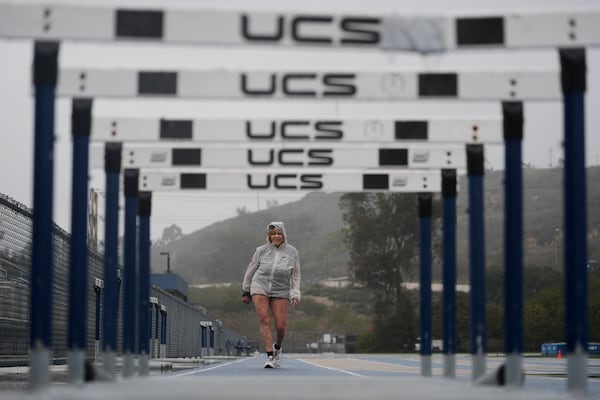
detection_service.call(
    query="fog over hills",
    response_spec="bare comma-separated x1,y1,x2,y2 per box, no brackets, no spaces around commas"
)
150,166,600,285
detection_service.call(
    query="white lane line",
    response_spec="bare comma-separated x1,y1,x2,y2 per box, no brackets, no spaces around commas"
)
172,357,252,376
347,357,410,367
295,358,367,377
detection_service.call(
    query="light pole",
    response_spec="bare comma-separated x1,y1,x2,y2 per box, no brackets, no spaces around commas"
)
160,252,171,274
554,228,560,268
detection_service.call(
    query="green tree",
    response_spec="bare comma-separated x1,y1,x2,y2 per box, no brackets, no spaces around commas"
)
486,264,503,306
486,303,504,353
161,224,184,242
524,286,564,351
355,332,379,353
339,193,419,295
486,264,565,353
339,193,438,351
590,276,600,343
432,291,471,353
524,266,562,301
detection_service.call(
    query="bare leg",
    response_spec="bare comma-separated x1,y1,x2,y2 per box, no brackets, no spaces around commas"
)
252,295,273,352
270,298,289,346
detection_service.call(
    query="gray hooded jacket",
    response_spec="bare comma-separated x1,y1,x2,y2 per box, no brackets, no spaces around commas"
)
242,221,301,300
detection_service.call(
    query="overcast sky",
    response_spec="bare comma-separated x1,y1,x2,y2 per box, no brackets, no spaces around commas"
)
1,0,599,239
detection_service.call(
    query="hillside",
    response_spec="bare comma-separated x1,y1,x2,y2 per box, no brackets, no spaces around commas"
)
150,166,600,284
452,165,600,281
150,192,349,285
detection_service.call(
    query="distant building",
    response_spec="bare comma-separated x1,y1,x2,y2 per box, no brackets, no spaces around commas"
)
308,333,347,354
151,273,189,303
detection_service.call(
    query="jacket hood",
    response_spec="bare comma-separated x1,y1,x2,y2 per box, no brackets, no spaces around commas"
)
267,221,287,244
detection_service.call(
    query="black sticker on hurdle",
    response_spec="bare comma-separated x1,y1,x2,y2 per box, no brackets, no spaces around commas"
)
138,72,177,95
394,121,428,140
160,119,193,140
180,173,206,189
379,149,408,166
116,9,164,39
363,174,388,190
172,148,201,166
456,17,504,46
418,73,458,97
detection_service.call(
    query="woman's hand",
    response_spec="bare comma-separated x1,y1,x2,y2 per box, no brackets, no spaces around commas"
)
241,295,252,304
290,298,299,307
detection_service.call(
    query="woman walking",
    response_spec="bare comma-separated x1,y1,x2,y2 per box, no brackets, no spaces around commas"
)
242,221,301,368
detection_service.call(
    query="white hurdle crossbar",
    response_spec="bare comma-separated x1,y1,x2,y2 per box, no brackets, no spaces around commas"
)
91,116,503,144
57,68,561,101
1,4,599,52
89,142,468,170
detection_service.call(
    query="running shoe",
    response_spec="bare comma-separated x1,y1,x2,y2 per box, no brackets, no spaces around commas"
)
273,344,282,367
264,355,277,369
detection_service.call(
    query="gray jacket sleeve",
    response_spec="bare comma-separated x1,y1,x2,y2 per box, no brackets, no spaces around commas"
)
289,249,301,301
242,247,262,294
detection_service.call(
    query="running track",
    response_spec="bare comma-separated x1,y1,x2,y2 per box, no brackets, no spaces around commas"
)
3,354,599,399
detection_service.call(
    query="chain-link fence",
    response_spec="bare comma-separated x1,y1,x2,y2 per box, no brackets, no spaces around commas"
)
0,193,238,364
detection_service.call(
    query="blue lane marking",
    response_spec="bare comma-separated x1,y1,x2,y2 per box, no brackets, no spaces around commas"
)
168,354,600,397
